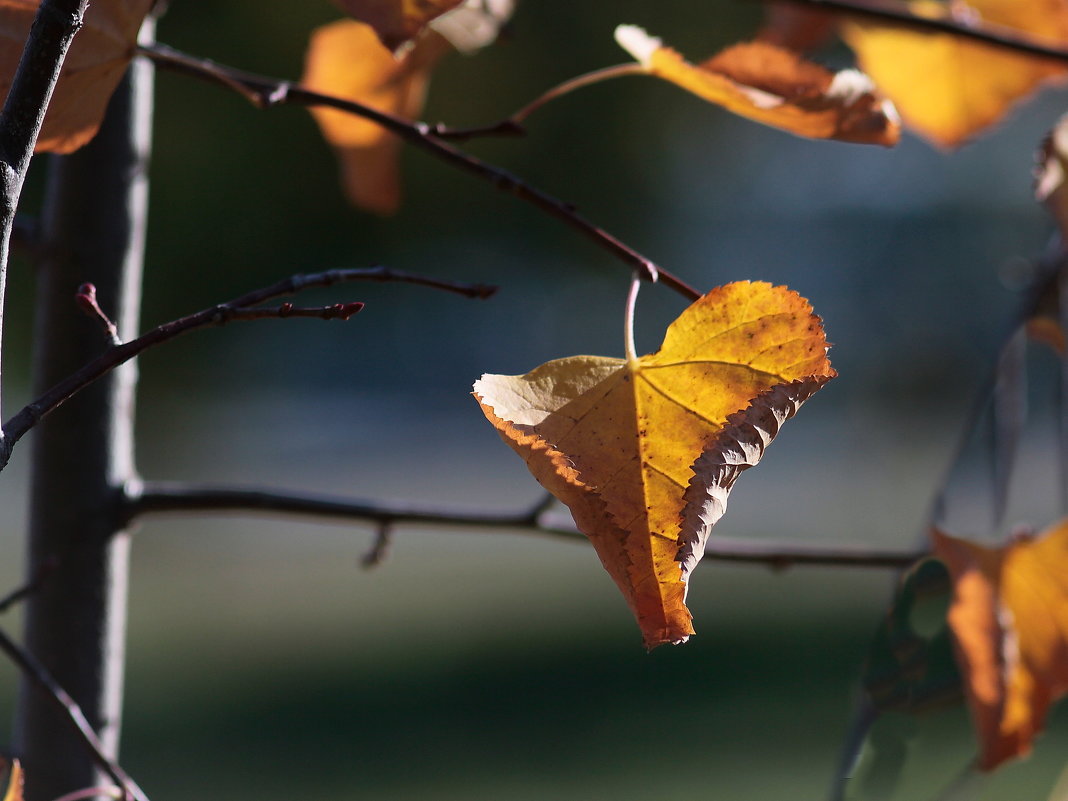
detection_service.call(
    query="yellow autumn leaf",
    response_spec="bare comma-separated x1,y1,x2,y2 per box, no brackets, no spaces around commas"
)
302,19,449,214
0,0,154,153
614,25,900,147
841,0,1068,147
335,0,464,51
474,282,835,648
935,521,1068,770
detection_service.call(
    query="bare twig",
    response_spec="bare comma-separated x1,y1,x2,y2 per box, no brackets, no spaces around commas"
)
0,0,92,454
772,0,1068,62
361,522,394,569
0,266,485,470
0,627,148,801
125,481,926,569
0,558,56,614
75,283,121,345
137,42,701,302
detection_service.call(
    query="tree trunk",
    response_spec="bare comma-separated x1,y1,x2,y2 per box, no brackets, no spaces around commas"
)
15,20,154,801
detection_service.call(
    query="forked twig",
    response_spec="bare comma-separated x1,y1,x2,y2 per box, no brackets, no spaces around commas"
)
0,266,493,471
125,481,926,569
137,42,701,302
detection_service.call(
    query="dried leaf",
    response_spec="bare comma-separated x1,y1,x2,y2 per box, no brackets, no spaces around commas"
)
841,0,1068,147
614,25,899,147
0,0,154,153
335,0,464,52
474,282,835,648
429,0,513,53
303,19,449,214
758,1,837,52
0,758,22,801
934,520,1068,770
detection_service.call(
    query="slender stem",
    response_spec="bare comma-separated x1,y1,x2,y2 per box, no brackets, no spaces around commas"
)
0,560,55,615
137,42,701,302
510,63,648,125
430,65,650,140
0,266,487,470
124,481,926,569
0,628,147,801
773,0,1068,61
624,271,641,364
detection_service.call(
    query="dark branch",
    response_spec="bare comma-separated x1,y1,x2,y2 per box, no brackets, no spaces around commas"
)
0,266,486,469
0,0,91,454
137,42,701,302
75,283,121,345
0,559,55,614
125,481,926,570
0,627,148,801
773,0,1068,62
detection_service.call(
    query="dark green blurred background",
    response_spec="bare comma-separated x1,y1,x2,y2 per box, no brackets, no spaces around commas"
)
3,1,1068,798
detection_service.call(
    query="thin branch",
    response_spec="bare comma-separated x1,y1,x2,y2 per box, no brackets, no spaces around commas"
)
430,63,649,141
360,522,394,569
0,558,56,614
137,42,701,303
0,266,485,470
0,627,148,801
125,481,926,570
75,283,121,345
0,0,91,452
773,0,1068,62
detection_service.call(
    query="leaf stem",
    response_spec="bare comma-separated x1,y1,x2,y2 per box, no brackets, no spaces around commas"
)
624,271,641,364
510,63,648,125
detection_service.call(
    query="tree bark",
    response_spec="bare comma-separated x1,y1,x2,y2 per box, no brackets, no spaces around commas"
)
15,20,154,801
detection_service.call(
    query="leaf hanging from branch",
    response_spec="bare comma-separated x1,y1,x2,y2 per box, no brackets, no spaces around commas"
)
0,0,154,153
613,25,900,146
474,282,835,648
303,19,450,214
840,0,1068,147
335,0,465,51
303,4,512,214
934,520,1068,770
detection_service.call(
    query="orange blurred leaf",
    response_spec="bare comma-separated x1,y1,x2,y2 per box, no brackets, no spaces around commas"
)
614,25,900,146
474,282,835,648
0,0,154,153
841,0,1068,147
934,521,1068,770
302,19,449,215
335,0,464,52
0,758,22,801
